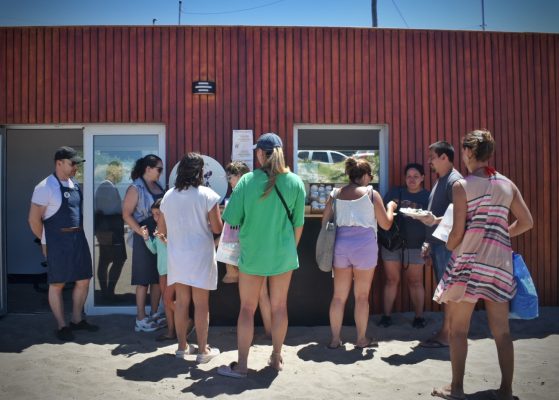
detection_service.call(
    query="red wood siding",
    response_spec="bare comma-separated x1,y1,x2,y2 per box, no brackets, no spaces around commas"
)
1,26,558,311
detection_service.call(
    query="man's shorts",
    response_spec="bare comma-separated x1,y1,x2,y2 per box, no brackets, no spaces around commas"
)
333,226,378,270
380,246,423,265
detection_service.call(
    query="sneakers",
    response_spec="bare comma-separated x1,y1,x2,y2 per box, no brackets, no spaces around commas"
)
377,315,392,328
149,312,167,329
412,316,427,329
69,319,99,332
135,317,159,332
196,346,220,364
56,326,75,341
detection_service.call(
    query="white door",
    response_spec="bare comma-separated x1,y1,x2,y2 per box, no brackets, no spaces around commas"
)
83,125,166,315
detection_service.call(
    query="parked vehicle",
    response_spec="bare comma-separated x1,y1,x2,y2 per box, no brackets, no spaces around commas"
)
297,150,348,164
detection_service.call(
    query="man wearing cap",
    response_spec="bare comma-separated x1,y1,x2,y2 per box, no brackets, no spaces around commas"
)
28,146,99,341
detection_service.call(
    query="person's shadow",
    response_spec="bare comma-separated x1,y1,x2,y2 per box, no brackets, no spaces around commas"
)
297,342,376,364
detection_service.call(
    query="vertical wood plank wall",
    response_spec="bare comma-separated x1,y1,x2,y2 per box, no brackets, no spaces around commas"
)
1,26,558,311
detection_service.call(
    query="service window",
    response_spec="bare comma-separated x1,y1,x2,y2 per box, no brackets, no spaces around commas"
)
295,125,388,213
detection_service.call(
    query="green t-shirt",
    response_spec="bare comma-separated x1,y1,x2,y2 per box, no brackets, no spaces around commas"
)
222,169,306,276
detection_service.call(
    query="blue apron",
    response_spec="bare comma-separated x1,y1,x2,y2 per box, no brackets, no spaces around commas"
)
44,174,93,284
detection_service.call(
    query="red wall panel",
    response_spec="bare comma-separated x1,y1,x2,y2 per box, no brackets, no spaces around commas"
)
1,26,558,309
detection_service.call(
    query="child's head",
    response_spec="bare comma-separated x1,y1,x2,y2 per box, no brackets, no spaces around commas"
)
225,161,250,189
151,198,162,222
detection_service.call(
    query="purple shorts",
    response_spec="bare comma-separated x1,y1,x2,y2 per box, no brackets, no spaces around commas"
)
333,226,378,270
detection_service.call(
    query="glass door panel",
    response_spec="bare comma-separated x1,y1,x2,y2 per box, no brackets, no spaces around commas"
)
92,134,161,307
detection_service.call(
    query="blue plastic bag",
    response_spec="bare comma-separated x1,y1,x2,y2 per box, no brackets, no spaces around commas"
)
509,252,539,320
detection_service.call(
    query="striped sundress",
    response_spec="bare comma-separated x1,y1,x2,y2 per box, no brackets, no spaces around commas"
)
433,172,516,304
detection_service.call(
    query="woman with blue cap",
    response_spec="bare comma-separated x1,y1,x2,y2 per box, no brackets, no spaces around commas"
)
217,132,306,378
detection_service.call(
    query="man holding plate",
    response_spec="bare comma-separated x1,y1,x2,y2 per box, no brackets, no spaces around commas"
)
413,141,462,349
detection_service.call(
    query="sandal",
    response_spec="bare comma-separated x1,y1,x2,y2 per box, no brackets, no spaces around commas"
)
217,362,247,379
355,338,379,349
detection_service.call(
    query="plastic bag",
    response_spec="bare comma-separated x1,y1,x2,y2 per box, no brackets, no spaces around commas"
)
216,224,241,266
509,252,539,320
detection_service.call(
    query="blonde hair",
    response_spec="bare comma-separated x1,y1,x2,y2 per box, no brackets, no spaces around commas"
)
260,147,290,198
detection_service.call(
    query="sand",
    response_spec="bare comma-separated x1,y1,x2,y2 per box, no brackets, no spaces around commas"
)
0,308,558,400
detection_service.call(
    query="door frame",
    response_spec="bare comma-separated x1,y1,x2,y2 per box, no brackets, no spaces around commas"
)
83,124,166,315
0,127,6,316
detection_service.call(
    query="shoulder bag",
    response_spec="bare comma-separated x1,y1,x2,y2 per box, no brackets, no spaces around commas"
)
315,188,339,272
377,187,405,252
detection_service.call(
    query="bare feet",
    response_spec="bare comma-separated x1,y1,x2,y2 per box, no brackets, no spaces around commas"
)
268,352,284,371
431,385,465,400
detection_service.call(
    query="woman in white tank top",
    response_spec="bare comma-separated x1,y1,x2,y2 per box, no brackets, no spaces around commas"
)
321,157,397,349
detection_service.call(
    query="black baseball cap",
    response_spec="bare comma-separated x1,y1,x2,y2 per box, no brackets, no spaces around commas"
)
54,146,85,163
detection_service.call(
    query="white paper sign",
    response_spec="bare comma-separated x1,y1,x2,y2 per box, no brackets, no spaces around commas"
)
433,204,454,242
232,130,254,170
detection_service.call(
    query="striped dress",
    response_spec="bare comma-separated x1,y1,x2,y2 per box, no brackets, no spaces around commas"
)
433,173,516,304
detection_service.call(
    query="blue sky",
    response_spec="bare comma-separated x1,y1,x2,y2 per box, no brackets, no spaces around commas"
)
1,0,558,33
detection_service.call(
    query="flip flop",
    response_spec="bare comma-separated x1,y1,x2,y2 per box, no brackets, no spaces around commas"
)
355,339,379,349
419,339,449,348
155,333,177,342
431,386,465,400
267,352,284,371
217,362,247,379
326,341,343,350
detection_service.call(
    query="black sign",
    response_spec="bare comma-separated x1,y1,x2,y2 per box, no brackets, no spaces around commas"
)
192,81,216,94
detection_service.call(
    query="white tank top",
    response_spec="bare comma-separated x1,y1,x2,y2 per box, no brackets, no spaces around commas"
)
332,187,378,233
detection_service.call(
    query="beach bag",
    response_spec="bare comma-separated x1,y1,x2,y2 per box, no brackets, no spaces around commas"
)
377,188,405,251
509,252,539,320
315,189,338,272
216,223,241,266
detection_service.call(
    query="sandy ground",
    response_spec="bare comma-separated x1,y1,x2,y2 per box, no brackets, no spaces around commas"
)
0,308,557,400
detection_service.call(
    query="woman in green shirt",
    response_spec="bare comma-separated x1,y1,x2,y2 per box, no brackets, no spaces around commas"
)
217,133,306,378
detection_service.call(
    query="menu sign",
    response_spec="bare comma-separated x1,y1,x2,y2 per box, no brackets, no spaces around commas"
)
232,130,254,170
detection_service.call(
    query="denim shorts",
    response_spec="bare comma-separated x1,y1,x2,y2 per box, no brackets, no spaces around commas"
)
380,246,423,265
431,242,452,283
333,226,378,269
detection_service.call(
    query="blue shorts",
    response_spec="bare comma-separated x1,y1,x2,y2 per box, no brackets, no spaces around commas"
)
333,226,378,270
431,242,452,283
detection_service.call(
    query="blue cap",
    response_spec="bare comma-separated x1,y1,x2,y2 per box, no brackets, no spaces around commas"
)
254,132,283,151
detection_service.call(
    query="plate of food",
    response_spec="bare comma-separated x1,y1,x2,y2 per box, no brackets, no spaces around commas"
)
399,207,433,219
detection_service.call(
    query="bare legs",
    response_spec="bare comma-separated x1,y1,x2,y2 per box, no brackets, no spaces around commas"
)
486,301,515,400
135,283,161,321
259,278,273,338
234,271,293,373
382,261,425,318
433,300,515,400
329,267,375,348
48,278,91,329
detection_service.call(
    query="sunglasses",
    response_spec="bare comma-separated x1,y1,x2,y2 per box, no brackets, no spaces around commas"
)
153,166,163,173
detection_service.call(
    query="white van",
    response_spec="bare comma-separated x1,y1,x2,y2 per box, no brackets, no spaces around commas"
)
297,150,348,164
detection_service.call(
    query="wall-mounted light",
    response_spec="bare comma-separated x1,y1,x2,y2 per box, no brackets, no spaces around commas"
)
193,81,216,94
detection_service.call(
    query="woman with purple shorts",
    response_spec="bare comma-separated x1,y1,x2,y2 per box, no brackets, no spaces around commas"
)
322,157,397,349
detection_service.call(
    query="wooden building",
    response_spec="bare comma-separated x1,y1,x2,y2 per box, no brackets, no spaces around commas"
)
0,26,557,322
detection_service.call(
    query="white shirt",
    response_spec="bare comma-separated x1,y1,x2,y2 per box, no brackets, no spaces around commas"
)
160,185,221,290
31,175,76,244
332,188,378,233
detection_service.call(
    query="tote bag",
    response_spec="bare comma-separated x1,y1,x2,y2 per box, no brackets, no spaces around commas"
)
315,189,338,272
509,252,539,320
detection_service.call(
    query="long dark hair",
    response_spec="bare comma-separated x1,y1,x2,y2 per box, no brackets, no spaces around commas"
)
175,153,204,191
131,154,162,180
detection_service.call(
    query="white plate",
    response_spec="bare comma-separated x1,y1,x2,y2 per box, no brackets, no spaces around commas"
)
399,207,433,218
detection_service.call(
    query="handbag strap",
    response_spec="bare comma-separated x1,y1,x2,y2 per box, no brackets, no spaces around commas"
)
330,188,339,224
274,185,294,226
